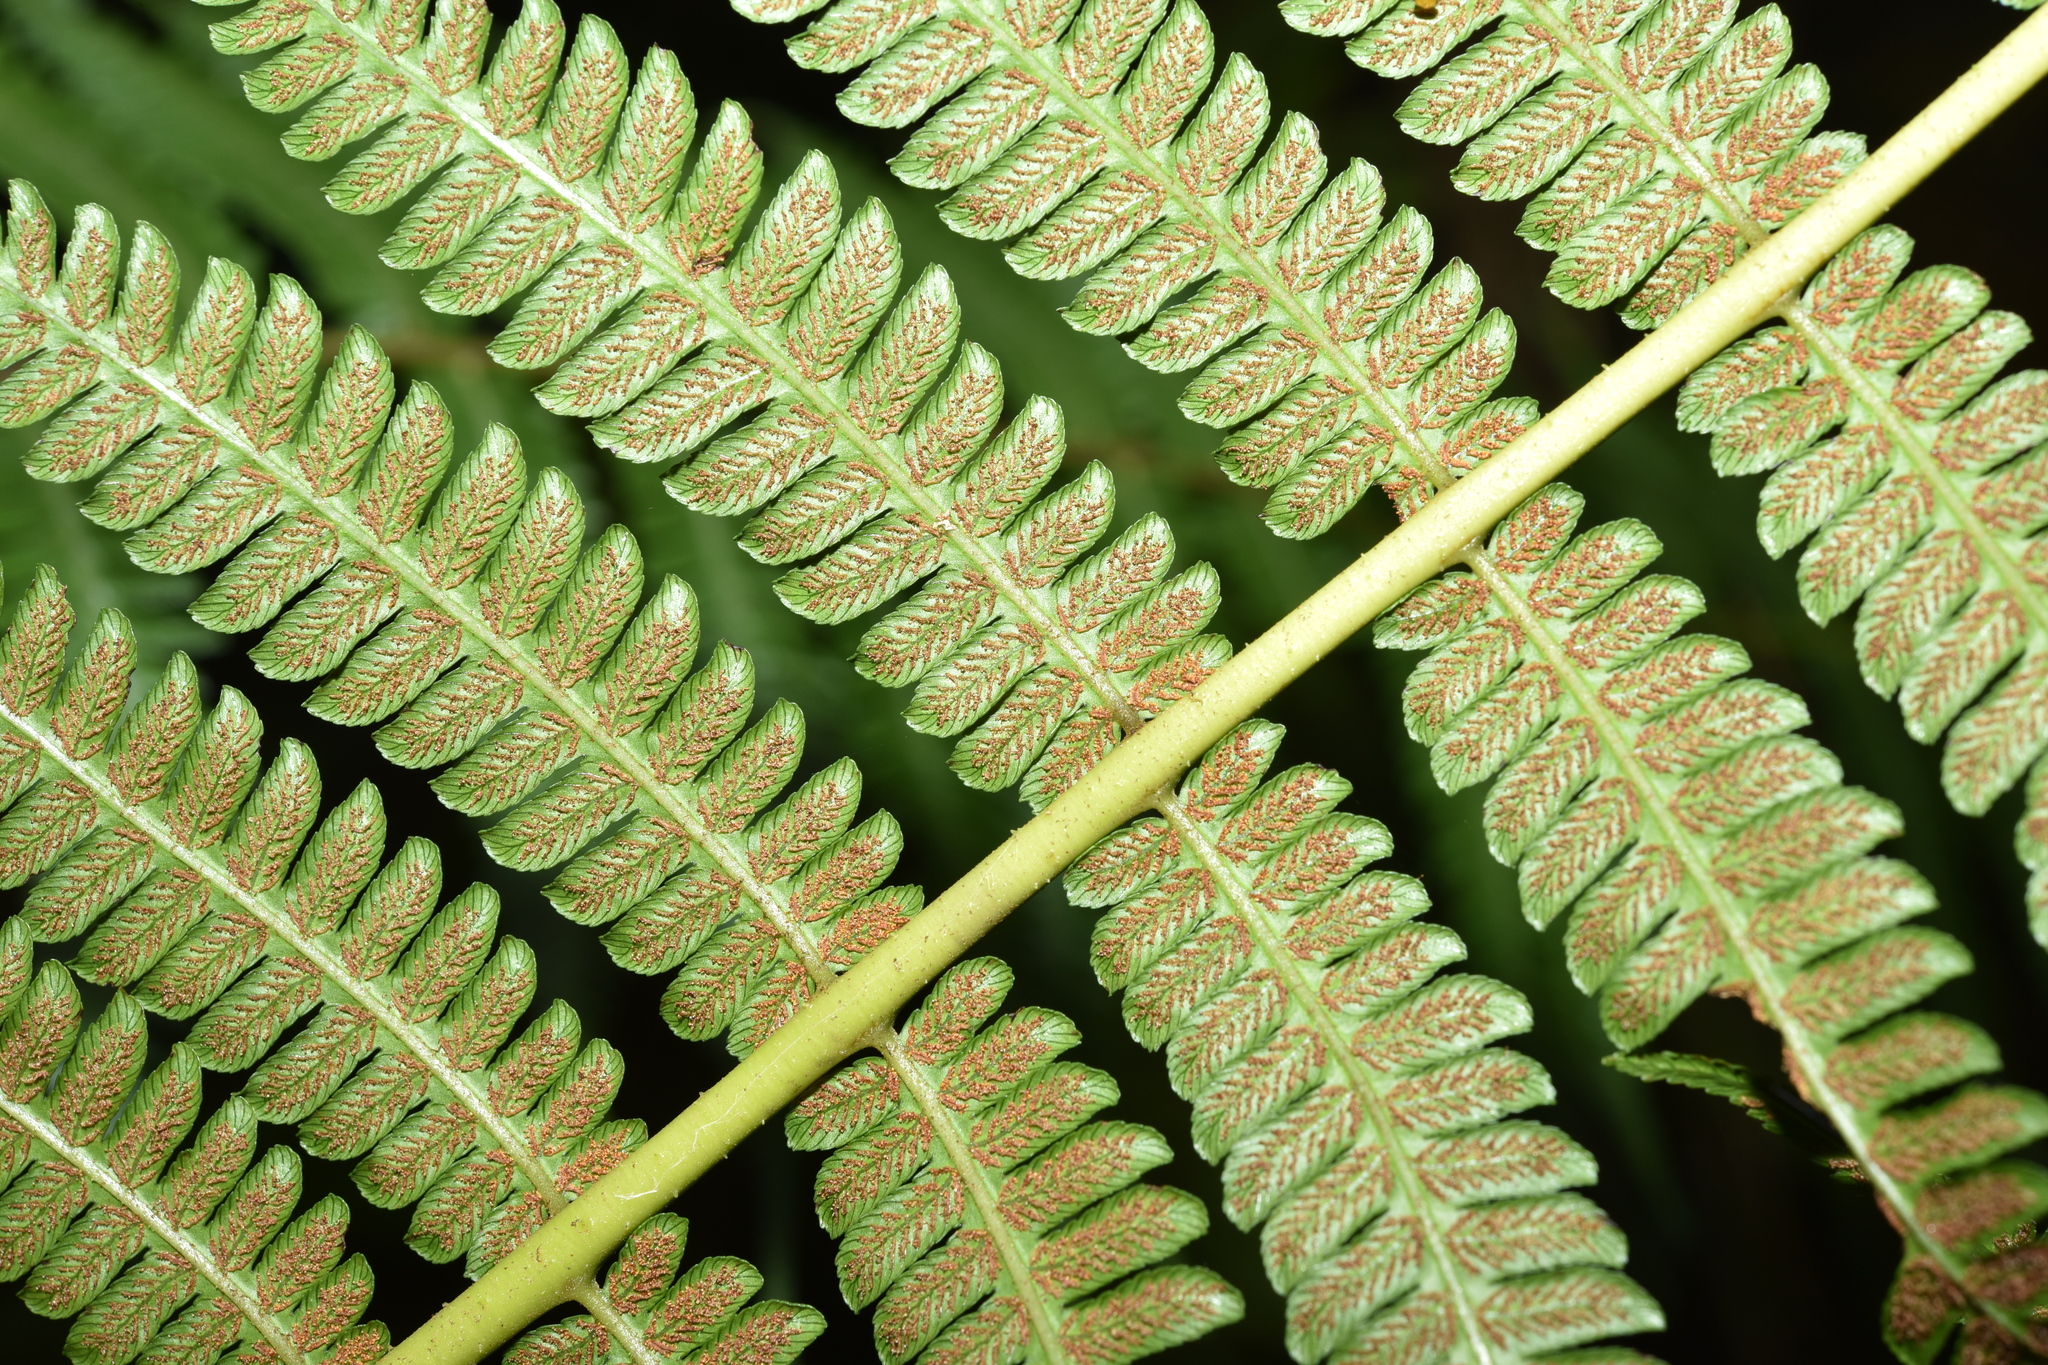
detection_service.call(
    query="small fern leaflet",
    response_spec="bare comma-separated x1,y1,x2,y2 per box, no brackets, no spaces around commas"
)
0,947,383,1365
786,956,1243,1365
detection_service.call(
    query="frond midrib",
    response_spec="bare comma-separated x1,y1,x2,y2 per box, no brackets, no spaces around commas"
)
304,0,1156,742
0,1093,307,1365
1517,0,2048,652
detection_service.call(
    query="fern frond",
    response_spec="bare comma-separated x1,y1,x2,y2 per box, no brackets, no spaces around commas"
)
1280,0,2048,914
184,0,1251,813
735,0,1542,542
0,562,827,1365
0,568,394,1365
0,181,1245,1364
1371,480,2048,1357
786,956,1243,1365
1063,722,1662,1362
0,947,383,1365
716,4,2048,1347
0,181,920,1059
180,8,1669,1357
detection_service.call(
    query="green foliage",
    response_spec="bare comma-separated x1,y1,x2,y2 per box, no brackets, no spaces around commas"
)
0,563,821,1365
0,1,2044,1364
1284,0,2048,950
185,1,1670,1358
734,0,2048,1356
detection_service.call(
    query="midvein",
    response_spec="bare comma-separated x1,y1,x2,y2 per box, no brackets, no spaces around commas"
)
1160,800,1498,1364
563,1271,664,1365
876,1031,1074,1365
0,697,560,1212
1463,547,2020,1335
0,1095,309,1365
311,4,1144,738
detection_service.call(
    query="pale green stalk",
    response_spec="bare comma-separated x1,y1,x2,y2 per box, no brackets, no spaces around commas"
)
381,12,2048,1365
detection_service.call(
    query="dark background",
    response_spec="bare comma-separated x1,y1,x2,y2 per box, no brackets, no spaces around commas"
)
2,0,2047,1361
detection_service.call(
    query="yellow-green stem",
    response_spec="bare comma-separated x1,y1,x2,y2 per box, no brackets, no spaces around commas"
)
380,11,2048,1364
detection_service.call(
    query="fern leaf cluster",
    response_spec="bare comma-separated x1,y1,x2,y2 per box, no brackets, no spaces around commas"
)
206,10,1698,1358
0,170,1251,1364
711,0,2048,1354
0,176,925,1057
3,0,1689,1355
1063,720,1660,1362
0,562,828,1365
1280,0,2048,930
741,0,1552,543
193,0,1243,814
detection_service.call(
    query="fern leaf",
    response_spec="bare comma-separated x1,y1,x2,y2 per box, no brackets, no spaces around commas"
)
734,0,1544,543
0,187,905,1057
719,4,2048,1348
1372,480,2048,1356
0,958,385,1365
1063,718,1664,1362
0,563,826,1365
1278,0,2048,918
177,9,1666,1357
0,184,1243,1362
787,956,1243,1365
0,574,392,1365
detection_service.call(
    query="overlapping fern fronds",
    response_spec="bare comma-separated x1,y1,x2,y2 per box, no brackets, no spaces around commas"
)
0,177,1245,1364
0,562,828,1365
0,178,919,1055
1282,0,2048,932
736,0,1559,543
714,0,2048,1354
113,4,1670,1357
